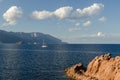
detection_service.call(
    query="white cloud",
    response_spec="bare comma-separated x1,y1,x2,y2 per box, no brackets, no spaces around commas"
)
31,6,73,20
97,32,105,37
31,3,104,20
71,3,104,19
82,3,103,16
54,6,73,19
99,16,107,22
31,10,53,20
83,21,91,27
3,6,23,26
68,27,80,32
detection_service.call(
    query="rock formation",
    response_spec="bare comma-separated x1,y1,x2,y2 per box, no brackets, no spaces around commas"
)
64,54,120,80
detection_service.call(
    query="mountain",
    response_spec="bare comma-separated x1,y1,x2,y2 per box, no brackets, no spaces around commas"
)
0,30,65,44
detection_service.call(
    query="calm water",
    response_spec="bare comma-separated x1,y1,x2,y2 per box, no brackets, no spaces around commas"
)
0,44,120,80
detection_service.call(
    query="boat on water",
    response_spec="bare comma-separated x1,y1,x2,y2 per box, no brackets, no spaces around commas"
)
41,40,47,48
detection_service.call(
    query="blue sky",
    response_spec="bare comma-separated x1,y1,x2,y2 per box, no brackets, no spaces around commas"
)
0,0,120,43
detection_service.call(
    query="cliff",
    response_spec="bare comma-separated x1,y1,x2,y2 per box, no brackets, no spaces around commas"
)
65,54,120,80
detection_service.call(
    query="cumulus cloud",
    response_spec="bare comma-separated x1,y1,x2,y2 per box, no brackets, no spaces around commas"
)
97,32,105,37
31,3,104,20
31,6,73,20
54,6,73,19
99,16,107,22
3,6,23,26
83,21,92,27
31,10,53,20
72,3,104,19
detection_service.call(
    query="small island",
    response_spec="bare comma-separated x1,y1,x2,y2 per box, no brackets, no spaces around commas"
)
64,54,120,80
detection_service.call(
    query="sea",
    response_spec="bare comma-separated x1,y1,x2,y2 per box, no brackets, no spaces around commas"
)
0,44,119,80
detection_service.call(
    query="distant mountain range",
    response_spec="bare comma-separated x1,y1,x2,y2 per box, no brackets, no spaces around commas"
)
0,30,65,44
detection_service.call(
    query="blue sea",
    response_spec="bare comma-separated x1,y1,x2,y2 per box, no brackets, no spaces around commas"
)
0,44,120,80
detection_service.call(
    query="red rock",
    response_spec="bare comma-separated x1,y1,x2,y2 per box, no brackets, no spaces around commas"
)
65,54,120,80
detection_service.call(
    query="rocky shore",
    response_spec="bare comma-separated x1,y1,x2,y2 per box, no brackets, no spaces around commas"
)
64,54,120,80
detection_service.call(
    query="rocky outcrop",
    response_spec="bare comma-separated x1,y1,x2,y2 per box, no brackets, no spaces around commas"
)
64,54,120,80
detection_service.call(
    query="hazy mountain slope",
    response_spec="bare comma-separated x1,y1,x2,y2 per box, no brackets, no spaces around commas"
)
0,30,64,44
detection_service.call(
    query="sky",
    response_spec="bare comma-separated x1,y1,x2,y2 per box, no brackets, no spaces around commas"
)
0,0,120,44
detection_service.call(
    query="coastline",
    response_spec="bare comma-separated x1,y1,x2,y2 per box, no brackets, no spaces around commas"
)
64,54,120,80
